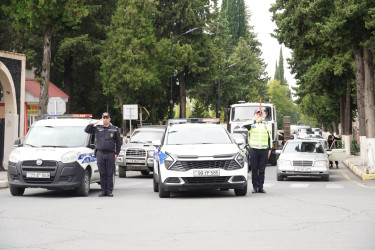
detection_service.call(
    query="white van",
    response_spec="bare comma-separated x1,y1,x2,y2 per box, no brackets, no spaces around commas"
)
7,115,100,196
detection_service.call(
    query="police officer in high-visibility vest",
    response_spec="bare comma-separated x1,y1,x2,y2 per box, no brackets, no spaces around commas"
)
85,112,122,197
244,109,272,194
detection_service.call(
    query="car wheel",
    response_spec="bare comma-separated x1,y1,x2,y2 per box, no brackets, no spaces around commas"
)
119,165,126,178
158,182,170,198
234,184,247,196
75,169,90,197
153,173,159,192
10,186,25,196
277,174,284,181
269,153,277,166
141,170,150,176
322,175,329,181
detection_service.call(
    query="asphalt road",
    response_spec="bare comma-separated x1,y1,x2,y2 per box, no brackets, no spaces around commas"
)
1,163,374,250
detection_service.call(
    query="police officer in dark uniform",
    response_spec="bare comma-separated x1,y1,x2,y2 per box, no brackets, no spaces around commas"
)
85,112,122,197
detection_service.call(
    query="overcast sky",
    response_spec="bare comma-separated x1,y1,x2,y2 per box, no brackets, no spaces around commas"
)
244,0,296,90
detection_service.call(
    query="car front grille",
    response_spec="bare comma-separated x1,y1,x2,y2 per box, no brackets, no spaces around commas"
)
126,149,146,157
21,161,57,184
169,160,241,171
293,161,313,167
182,176,230,184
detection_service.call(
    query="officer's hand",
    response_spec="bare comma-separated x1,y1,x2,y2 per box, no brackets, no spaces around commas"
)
255,116,263,123
91,119,102,125
268,150,271,159
115,154,118,161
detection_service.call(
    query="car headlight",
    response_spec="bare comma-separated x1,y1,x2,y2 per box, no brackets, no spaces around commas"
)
9,150,21,163
147,150,154,158
314,160,327,167
235,152,245,168
61,151,80,163
278,159,291,166
164,154,175,169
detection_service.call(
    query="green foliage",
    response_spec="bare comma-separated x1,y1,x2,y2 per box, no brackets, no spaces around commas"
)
351,139,360,155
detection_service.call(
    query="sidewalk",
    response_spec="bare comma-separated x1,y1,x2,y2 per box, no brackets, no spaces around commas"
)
0,170,8,189
343,155,375,180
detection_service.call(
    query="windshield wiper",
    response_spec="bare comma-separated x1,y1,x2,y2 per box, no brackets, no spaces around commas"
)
41,145,67,148
129,141,144,144
24,143,35,147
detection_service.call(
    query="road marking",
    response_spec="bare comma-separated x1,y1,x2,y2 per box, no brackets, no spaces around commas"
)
263,183,275,187
326,184,344,189
290,184,309,188
338,169,375,188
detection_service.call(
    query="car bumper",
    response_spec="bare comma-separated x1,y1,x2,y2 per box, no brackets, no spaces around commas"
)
161,175,247,191
8,161,85,190
117,156,154,171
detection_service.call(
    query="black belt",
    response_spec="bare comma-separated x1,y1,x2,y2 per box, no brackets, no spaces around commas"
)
97,150,114,154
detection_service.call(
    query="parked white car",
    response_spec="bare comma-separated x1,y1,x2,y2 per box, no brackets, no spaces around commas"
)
153,118,248,198
8,115,100,196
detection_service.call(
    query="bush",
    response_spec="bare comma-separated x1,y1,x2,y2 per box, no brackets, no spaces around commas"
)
350,139,360,156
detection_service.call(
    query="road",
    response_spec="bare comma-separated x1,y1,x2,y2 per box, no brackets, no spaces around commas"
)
0,163,374,250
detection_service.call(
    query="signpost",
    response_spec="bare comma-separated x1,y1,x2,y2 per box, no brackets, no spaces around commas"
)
47,97,66,115
123,104,138,136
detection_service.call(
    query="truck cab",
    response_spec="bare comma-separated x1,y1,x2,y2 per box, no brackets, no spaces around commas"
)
225,102,279,165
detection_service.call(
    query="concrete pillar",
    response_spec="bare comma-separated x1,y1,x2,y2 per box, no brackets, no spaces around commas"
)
3,113,18,170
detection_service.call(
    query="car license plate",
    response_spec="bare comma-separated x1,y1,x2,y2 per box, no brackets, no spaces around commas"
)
126,159,144,164
193,170,220,176
295,167,311,172
26,172,50,178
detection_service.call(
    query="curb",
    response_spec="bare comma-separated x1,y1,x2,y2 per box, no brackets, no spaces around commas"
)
343,159,375,180
0,180,9,189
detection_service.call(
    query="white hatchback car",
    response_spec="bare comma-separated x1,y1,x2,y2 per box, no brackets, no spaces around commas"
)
153,118,248,198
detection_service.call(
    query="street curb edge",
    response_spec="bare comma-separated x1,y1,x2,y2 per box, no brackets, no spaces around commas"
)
343,159,375,180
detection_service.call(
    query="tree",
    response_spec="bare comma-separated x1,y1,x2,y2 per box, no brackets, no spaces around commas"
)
2,0,88,119
101,0,159,133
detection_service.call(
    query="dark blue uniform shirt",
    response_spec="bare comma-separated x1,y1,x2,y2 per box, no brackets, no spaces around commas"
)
85,123,122,155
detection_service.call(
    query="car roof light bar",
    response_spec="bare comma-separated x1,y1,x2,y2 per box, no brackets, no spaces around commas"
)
43,114,92,118
168,118,220,124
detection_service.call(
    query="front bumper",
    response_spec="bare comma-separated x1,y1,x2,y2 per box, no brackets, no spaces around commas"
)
8,161,85,190
161,175,247,191
277,166,329,177
116,156,154,171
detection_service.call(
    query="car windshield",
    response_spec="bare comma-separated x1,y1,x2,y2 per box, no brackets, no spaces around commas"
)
283,141,324,153
166,126,232,145
130,130,164,143
24,126,88,147
231,106,273,122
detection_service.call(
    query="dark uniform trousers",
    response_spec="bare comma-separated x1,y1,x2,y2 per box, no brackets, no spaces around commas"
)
97,151,115,193
249,148,268,189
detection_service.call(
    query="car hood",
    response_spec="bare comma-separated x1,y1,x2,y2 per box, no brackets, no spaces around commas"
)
162,144,239,158
11,147,88,161
121,142,156,149
279,152,328,161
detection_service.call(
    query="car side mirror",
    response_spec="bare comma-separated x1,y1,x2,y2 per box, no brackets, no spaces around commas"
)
89,143,95,149
276,149,282,154
233,137,246,146
326,150,332,155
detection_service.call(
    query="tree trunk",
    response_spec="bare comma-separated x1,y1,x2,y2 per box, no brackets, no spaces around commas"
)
38,25,53,119
344,80,352,135
178,72,186,118
354,49,366,137
118,84,127,136
339,95,345,134
363,47,375,138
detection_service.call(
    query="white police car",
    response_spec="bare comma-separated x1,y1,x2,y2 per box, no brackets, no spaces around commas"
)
153,118,248,198
7,114,100,196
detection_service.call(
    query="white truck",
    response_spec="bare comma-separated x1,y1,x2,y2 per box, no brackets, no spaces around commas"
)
225,102,280,166
7,115,100,196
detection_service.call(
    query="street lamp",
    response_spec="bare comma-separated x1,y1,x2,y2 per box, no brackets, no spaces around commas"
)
169,27,199,119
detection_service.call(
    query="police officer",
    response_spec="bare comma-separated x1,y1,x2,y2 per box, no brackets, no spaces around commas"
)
85,112,122,197
244,109,272,194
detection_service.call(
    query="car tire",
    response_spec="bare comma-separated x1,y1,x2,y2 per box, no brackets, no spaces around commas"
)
153,173,159,192
234,184,247,196
159,182,170,198
322,175,329,181
269,153,277,166
141,170,150,176
75,169,90,197
10,186,25,196
277,174,284,181
119,166,126,178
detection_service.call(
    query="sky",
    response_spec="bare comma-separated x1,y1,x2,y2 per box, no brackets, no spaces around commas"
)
244,0,296,90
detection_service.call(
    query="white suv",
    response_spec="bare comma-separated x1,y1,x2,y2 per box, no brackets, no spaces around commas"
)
153,118,248,198
8,115,100,196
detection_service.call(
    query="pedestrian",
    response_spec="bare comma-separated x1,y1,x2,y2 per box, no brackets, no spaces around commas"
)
85,112,122,197
244,109,272,194
328,134,341,169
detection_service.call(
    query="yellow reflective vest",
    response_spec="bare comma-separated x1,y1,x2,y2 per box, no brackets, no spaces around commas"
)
243,120,272,149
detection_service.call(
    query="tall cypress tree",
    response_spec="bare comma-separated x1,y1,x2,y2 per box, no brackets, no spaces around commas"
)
278,47,287,86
